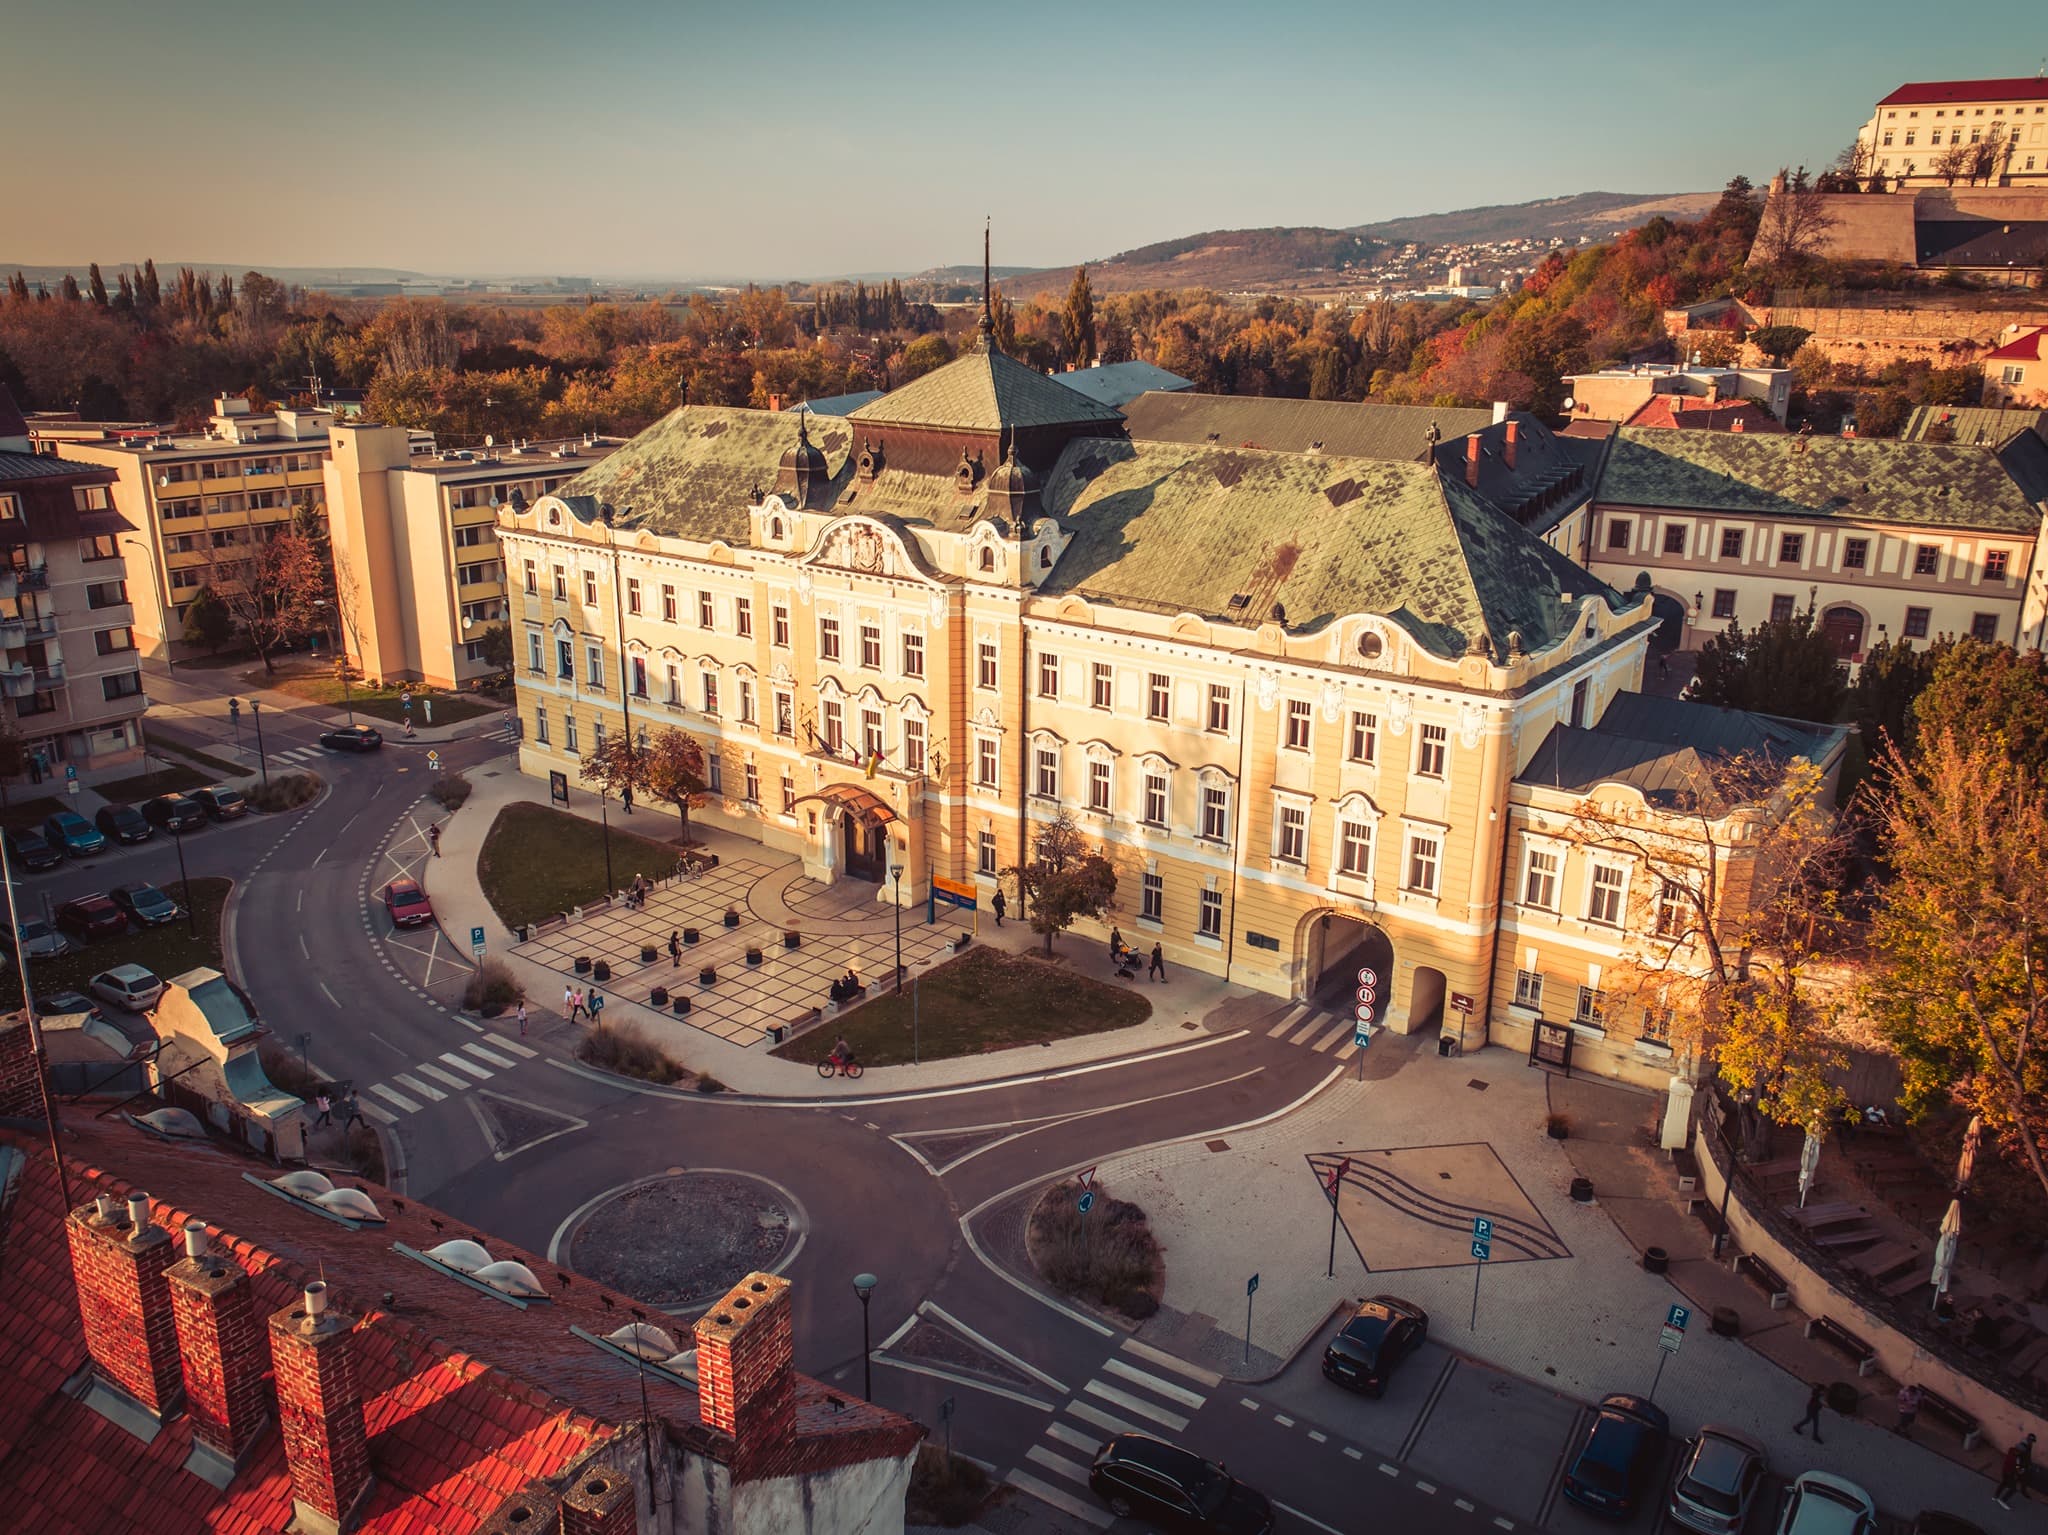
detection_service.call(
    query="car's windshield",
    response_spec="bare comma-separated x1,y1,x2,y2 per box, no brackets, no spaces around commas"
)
20,920,51,938
1677,1474,1739,1515
136,887,167,906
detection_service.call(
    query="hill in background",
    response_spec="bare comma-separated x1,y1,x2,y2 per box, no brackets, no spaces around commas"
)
1353,191,1717,247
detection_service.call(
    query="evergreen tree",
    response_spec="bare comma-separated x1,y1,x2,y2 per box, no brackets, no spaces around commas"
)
991,290,1018,357
5,273,26,302
138,258,161,314
113,271,134,313
1061,266,1097,369
1687,603,1846,724
87,263,108,307
58,274,82,302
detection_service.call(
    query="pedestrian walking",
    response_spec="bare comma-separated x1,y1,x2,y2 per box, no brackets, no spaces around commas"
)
313,1093,332,1127
669,930,682,967
1149,943,1166,982
569,987,587,1023
340,1094,362,1133
1657,652,1670,682
428,822,442,857
1792,1382,1827,1444
515,1001,528,1037
1995,1432,2035,1508
992,889,1006,927
622,784,634,814
1894,1382,1923,1436
564,983,576,1018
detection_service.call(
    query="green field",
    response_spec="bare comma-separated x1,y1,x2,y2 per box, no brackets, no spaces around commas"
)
477,802,683,929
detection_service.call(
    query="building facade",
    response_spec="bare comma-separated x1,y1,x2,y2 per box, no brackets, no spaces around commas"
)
1857,76,2048,185
0,390,147,771
1982,326,2048,408
324,424,619,689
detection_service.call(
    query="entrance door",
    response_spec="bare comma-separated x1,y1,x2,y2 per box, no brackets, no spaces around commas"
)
1410,966,1448,1038
1821,607,1864,659
841,816,885,882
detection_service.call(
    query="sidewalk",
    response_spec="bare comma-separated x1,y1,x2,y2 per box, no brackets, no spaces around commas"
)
421,761,1260,1098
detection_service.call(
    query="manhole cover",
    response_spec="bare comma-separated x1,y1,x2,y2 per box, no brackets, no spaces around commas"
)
1205,1139,1230,1153
567,1172,799,1306
1467,1079,1490,1092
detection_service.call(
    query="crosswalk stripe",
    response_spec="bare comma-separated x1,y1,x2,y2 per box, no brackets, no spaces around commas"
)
1024,1444,1092,1486
1100,1357,1207,1410
1064,1400,1145,1441
1119,1337,1224,1388
1267,1004,1311,1039
1045,1421,1101,1454
1288,1012,1330,1045
393,1072,446,1102
1310,1017,1353,1053
1003,1469,1111,1530
416,1063,470,1090
489,1036,538,1058
462,1042,517,1068
368,1083,421,1113
357,1100,398,1125
439,1050,495,1079
1335,1039,1361,1062
1083,1379,1189,1432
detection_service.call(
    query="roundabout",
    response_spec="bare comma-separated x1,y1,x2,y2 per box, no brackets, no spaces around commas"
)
558,1167,805,1311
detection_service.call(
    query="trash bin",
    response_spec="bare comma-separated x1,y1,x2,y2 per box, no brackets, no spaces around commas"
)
1437,1035,1454,1057
768,1025,785,1045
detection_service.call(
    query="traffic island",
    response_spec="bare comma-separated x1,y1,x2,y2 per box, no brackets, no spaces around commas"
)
1027,1177,1164,1322
564,1169,797,1308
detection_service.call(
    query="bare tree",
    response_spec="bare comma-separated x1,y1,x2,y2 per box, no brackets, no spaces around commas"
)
1933,141,1976,188
1750,167,1840,272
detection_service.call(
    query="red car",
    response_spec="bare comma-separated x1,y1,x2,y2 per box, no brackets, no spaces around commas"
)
55,893,128,941
382,878,433,929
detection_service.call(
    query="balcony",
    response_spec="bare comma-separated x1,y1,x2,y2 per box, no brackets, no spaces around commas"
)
1,667,34,699
0,620,22,650
35,662,65,689
13,566,48,594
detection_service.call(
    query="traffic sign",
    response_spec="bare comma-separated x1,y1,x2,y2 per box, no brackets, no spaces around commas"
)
470,924,486,961
1666,1303,1691,1331
1247,1273,1260,1296
426,750,442,771
1471,1239,1492,1261
1356,966,1378,988
1077,1190,1096,1214
1353,1023,1374,1048
1076,1166,1097,1191
1356,983,1377,1004
1353,1002,1374,1023
588,991,604,1014
1659,1325,1684,1353
1472,1216,1494,1241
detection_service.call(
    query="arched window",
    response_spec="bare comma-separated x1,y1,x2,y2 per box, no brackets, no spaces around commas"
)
979,547,995,572
769,517,784,540
1039,546,1052,570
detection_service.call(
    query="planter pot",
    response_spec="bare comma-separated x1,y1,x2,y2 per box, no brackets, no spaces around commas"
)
515,924,530,943
784,931,801,950
953,933,972,951
745,947,763,966
650,986,669,1008
592,961,611,984
574,957,592,976
684,928,700,945
640,945,657,964
1641,1247,1669,1275
723,911,741,929
672,995,691,1016
1546,1123,1570,1140
1710,1306,1741,1337
1569,1176,1594,1204
699,967,717,986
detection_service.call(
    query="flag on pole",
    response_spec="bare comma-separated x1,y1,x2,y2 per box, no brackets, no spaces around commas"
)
864,749,880,779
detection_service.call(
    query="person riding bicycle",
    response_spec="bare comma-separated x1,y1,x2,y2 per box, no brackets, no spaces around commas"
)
829,1035,857,1071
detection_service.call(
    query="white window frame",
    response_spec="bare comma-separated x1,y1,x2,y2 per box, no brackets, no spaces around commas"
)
1336,817,1374,880
1275,800,1308,865
1586,862,1627,928
975,737,999,791
1284,699,1313,752
1199,782,1231,843
1415,721,1448,779
1087,759,1112,813
1142,771,1169,829
1402,827,1442,896
1513,969,1543,1010
1522,844,1562,912
1347,710,1377,765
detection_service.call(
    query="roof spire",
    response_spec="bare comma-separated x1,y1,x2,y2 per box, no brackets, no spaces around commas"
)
976,217,995,352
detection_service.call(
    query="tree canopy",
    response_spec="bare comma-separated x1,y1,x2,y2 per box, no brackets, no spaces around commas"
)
1686,605,1846,724
1005,810,1118,956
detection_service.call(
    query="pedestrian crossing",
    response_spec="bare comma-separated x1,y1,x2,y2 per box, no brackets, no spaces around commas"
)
1003,1337,1223,1529
275,744,330,765
353,1034,538,1124
1264,1002,1365,1060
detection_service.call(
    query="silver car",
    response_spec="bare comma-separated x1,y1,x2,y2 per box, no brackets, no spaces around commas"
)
15,918,71,961
89,964,166,1012
1669,1424,1768,1533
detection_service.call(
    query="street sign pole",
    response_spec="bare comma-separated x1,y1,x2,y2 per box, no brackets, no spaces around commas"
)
1649,1350,1670,1403
1650,1304,1688,1403
1325,1158,1350,1278
1355,968,1379,1083
1471,1255,1483,1331
1470,1216,1494,1330
1245,1273,1259,1365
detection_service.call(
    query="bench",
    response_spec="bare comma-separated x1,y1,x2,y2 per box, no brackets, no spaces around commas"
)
1805,1316,1880,1376
1736,1253,1791,1310
1845,1241,1919,1285
1691,1199,1727,1243
1914,1386,1982,1450
577,897,612,919
1670,1148,1700,1194
1810,1225,1882,1252
531,914,569,937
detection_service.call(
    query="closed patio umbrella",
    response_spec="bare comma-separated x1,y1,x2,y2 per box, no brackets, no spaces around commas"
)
1955,1115,1982,1195
1930,1198,1962,1308
1797,1127,1823,1208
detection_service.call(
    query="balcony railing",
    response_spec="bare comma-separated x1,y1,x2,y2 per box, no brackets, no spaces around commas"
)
35,663,65,689
12,566,48,594
0,620,22,650
0,668,32,699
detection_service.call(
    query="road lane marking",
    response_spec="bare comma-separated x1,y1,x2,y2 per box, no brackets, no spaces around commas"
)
357,1100,397,1125
1415,1481,1437,1495
1002,1469,1110,1530
416,1063,470,1090
1064,1400,1145,1440
1335,1039,1360,1062
462,1043,517,1068
1379,1463,1400,1477
1045,1422,1100,1453
1268,1004,1310,1037
1082,1380,1187,1432
1310,1018,1353,1052
368,1083,421,1113
299,935,309,958
1119,1337,1223,1388
1494,1521,1515,1531
311,848,325,867
868,1355,1052,1410
1455,1499,1475,1511
1343,1447,1363,1460
438,1051,494,1079
1240,1397,1259,1410
1287,1013,1328,1044
490,1036,537,1058
1273,1504,1348,1535
393,1072,446,1102
1023,1445,1091,1485
1308,1430,1328,1444
1274,1413,1296,1427
1100,1357,1206,1410
319,982,341,1008
917,1301,1067,1393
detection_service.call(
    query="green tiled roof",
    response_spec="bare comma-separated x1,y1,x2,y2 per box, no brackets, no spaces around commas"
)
1121,392,1495,461
1597,427,2046,533
556,406,853,541
1039,438,1629,660
850,342,1125,433
1900,404,2048,446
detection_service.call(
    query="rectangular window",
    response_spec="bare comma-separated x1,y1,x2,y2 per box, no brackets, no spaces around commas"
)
1655,879,1687,940
557,638,573,678
565,711,579,752
527,631,543,672
861,709,883,760
1285,699,1312,751
1913,544,1940,576
772,603,790,646
585,645,604,688
1198,889,1223,939
734,597,752,637
860,623,881,669
698,591,715,629
1141,873,1163,922
86,580,128,609
1277,804,1307,863
1842,538,1868,570
977,639,998,690
1904,606,1931,638
1339,819,1373,878
552,565,567,600
1416,722,1447,779
737,678,755,725
1587,865,1625,926
1524,846,1560,910
774,690,793,737
1091,662,1113,710
1089,760,1112,813
630,656,647,698
101,671,144,701
1034,748,1059,798
534,705,549,744
523,558,537,593
702,673,720,715
76,533,118,563
967,826,993,876
626,577,642,615
1607,518,1632,551
782,771,796,815
1971,612,1999,642
1200,785,1230,842
1779,532,1804,564
1147,672,1171,721
743,760,759,803
1348,711,1377,764
976,737,998,790
1770,594,1795,624
1570,678,1589,729
823,700,843,752
1719,529,1744,560
820,615,841,660
1038,653,1060,698
1661,524,1688,555
1143,772,1168,828
902,631,925,678
1985,549,2010,581
1206,684,1231,733
1513,969,1543,1009
1405,831,1441,895
707,753,721,794
661,584,677,622
1712,589,1737,619
1640,1008,1673,1046
1575,986,1606,1025
583,570,598,606
903,718,926,775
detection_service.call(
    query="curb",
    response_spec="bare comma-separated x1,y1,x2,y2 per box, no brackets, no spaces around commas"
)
1211,1295,1354,1385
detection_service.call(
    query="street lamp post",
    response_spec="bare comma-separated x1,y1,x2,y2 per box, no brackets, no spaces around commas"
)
852,1273,877,1402
249,697,269,788
598,786,615,896
889,859,904,994
171,814,196,937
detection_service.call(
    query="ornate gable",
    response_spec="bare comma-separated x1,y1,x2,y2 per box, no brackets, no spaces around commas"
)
799,516,938,585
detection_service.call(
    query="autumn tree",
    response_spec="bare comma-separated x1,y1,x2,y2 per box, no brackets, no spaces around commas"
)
87,264,108,308
1907,638,2048,764
1004,809,1118,956
1749,325,1812,365
897,334,955,383
580,734,649,817
208,525,328,673
1750,167,1838,272
641,726,709,843
1061,266,1098,369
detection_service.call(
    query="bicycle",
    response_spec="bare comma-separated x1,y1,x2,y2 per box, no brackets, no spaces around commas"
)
818,1057,865,1080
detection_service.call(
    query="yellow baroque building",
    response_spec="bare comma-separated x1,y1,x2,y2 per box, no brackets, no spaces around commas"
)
498,322,1844,1087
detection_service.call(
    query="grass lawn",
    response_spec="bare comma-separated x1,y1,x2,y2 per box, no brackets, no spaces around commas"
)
148,739,247,778
253,671,498,726
3,875,231,1010
96,763,212,803
477,802,684,930
0,794,68,832
773,945,1152,1068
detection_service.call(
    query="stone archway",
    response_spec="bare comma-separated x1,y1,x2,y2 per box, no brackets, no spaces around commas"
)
1649,592,1688,653
1821,605,1867,659
1303,911,1395,1024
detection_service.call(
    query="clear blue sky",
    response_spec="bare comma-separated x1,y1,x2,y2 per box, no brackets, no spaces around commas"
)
4,0,2040,279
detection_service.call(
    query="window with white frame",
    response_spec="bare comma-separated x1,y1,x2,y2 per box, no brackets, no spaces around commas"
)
1200,784,1230,842
1654,879,1688,939
903,718,926,775
593,719,606,752
737,678,756,725
774,689,792,737
534,705,549,744
667,664,681,705
1523,846,1560,910
564,711,579,751
1575,985,1606,1025
556,638,574,678
662,584,677,622
583,570,598,606
976,738,998,790
1276,803,1308,863
585,644,604,688
553,564,567,600
702,672,720,715
1147,672,1170,721
631,656,648,698
626,577,642,615
820,615,841,660
978,827,997,874
1587,865,1625,926
1416,722,1448,778
1091,662,1113,710
1141,873,1163,922
861,709,883,761
698,591,715,628
772,602,789,646
1088,760,1112,812
1404,829,1442,895
1206,684,1231,732
1348,711,1377,764
1142,772,1168,828
1338,817,1373,878
524,558,537,593
1034,747,1059,799
1284,699,1312,751
822,699,843,752
707,753,721,794
1038,653,1060,698
781,770,796,815
1198,888,1223,938
977,639,998,689
734,597,752,637
1513,969,1543,1009
527,631,542,672
859,623,881,670
1640,1006,1673,1046
902,630,925,678
743,760,759,803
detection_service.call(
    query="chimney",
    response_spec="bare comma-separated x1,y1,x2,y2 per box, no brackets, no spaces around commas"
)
270,1281,374,1533
167,1220,270,1475
479,1488,563,1535
694,1271,796,1478
562,1464,638,1535
1504,419,1520,471
768,394,781,413
1732,417,1745,433
1464,435,1481,488
1705,380,1720,405
0,1011,44,1117
66,1190,185,1418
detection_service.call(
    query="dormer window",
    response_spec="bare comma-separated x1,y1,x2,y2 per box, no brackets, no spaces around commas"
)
979,547,995,572
1039,546,1052,570
769,517,784,541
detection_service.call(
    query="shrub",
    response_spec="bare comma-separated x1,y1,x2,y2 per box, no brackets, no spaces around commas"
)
247,772,320,812
905,1445,991,1528
461,959,524,1015
694,1074,726,1094
576,1022,687,1084
429,772,472,811
346,1124,386,1183
1029,1180,1162,1314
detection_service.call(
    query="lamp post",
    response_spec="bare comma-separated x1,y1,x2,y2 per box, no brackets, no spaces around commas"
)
170,813,196,937
852,1273,877,1402
889,858,904,993
598,786,615,896
249,697,268,788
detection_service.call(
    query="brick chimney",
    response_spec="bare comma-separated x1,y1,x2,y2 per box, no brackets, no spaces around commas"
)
0,1012,43,1118
270,1280,374,1533
479,1487,562,1535
1732,417,1745,433
66,1191,185,1418
694,1271,795,1478
1464,434,1482,488
1503,419,1520,471
167,1219,270,1474
1705,380,1721,405
768,394,781,413
562,1463,638,1535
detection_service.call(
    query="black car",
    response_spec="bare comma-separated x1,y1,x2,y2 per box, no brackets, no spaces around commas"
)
33,989,106,1024
95,803,154,844
1322,1295,1429,1396
1088,1433,1273,1534
320,724,383,752
111,883,180,927
189,785,249,820
1562,1393,1671,1517
141,793,207,832
2,826,62,871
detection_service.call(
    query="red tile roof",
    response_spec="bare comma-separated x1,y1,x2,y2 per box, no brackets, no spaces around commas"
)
1878,78,2048,106
1624,396,1785,434
1986,327,2048,363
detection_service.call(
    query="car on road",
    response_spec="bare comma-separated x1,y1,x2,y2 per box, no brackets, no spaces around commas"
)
320,724,383,752
1776,1471,1877,1534
142,793,207,832
1561,1393,1671,1518
1321,1294,1430,1396
94,803,154,844
15,917,71,960
42,810,107,857
111,883,180,928
89,964,165,1012
55,893,128,942
34,989,106,1024
2,826,62,871
189,785,249,820
1667,1424,1768,1533
1088,1432,1274,1533
383,877,433,929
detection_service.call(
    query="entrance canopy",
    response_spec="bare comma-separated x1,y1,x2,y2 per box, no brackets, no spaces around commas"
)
794,783,898,828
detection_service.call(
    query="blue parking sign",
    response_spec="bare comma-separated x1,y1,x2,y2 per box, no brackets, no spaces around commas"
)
1666,1303,1690,1331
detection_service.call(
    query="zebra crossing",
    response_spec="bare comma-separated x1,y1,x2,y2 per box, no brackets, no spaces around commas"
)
1004,1337,1222,1529
1264,1001,1366,1060
356,1034,537,1123
273,743,334,765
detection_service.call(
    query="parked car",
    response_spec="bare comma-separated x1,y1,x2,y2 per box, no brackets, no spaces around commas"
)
2,826,62,871
34,989,106,1024
111,883,180,928
94,803,154,844
1561,1393,1671,1517
320,724,383,752
42,809,107,857
1321,1294,1430,1396
189,785,249,820
89,964,165,1012
1088,1433,1273,1534
141,793,207,832
1909,1513,1986,1535
55,893,128,941
383,877,434,929
1668,1425,1768,1533
1776,1472,1877,1535
15,918,71,960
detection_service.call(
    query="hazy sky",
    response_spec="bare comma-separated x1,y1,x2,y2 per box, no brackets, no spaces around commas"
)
5,0,2041,279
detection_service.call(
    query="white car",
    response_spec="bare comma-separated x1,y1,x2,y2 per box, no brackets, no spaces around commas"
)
89,964,165,1013
1777,1471,1877,1535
